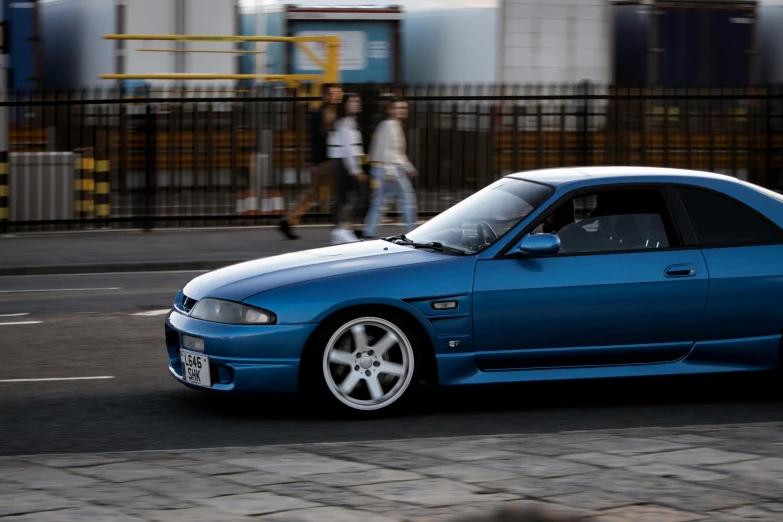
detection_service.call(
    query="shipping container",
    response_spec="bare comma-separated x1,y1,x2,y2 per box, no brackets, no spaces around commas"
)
498,0,611,85
41,0,238,89
612,3,649,86
759,0,783,83
5,0,41,91
403,7,496,83
612,0,759,86
260,4,402,84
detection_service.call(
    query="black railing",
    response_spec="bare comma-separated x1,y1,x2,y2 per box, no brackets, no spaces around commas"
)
0,83,781,233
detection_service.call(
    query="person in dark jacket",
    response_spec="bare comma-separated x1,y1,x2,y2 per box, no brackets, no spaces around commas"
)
278,83,342,239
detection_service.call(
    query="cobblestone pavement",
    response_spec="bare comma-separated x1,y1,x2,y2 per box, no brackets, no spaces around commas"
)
1,422,782,521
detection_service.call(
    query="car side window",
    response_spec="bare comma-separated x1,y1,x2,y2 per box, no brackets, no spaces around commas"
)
676,187,783,248
532,188,681,254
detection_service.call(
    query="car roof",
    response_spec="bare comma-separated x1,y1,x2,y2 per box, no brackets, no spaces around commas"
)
505,166,783,228
506,166,740,186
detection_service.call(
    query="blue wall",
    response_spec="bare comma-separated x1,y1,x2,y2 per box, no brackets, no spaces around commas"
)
264,11,285,78
288,20,394,83
259,14,395,83
238,12,257,88
5,0,38,91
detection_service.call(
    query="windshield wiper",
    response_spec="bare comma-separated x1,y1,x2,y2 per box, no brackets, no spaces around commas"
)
382,234,409,243
385,236,468,255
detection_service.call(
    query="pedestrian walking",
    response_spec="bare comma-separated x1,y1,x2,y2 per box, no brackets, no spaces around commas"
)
362,97,418,240
328,92,367,245
278,83,341,240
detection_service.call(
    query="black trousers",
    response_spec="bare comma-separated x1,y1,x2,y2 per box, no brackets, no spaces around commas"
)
331,159,363,226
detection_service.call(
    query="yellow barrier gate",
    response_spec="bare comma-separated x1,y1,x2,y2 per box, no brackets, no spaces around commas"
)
100,33,341,97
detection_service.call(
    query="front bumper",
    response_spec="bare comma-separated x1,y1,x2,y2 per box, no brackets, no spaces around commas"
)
165,310,317,394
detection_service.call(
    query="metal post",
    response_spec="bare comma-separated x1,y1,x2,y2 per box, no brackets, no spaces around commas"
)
143,101,156,231
233,0,241,79
324,36,340,85
95,153,110,221
77,147,95,221
175,0,186,74
115,0,126,226
580,80,590,167
116,1,126,91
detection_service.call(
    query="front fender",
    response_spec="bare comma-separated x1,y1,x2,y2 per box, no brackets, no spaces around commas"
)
241,256,477,356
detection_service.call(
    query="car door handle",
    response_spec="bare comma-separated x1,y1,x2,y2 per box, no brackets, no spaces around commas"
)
665,264,696,278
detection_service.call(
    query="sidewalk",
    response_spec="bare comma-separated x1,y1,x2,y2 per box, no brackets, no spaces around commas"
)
0,225,405,276
1,423,782,521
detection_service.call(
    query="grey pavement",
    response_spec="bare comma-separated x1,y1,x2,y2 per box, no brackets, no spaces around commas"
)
2,423,783,521
0,224,406,276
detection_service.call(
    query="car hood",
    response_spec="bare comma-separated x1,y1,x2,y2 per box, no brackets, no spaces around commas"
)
181,240,452,302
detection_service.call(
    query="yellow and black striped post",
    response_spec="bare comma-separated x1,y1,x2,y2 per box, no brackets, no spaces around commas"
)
0,151,8,222
94,153,110,219
75,147,95,219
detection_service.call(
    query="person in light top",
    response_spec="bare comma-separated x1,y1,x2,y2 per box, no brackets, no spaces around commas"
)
327,93,367,245
362,96,418,239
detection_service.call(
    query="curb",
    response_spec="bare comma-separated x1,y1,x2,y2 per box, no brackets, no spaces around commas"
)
0,259,250,276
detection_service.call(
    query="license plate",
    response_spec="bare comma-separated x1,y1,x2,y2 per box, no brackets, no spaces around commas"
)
180,350,211,387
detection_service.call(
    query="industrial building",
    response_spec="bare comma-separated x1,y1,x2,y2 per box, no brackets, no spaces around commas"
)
0,0,775,89
40,0,238,89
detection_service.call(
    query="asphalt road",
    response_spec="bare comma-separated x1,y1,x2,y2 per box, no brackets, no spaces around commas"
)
1,270,782,457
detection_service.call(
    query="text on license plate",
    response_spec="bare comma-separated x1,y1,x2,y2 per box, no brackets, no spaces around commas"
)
181,350,212,387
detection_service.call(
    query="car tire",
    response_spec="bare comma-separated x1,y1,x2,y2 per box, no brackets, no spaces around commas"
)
302,310,420,418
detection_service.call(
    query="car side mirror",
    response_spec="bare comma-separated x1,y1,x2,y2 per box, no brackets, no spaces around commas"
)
516,233,561,257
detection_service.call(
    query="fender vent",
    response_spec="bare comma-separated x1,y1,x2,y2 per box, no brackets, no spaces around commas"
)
181,294,198,313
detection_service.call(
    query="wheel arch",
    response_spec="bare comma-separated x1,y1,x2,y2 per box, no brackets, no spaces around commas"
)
297,302,439,393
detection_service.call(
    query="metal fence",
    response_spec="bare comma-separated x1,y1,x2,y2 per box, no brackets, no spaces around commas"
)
1,83,782,233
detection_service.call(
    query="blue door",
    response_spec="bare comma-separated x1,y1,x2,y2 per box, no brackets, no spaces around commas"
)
473,186,710,370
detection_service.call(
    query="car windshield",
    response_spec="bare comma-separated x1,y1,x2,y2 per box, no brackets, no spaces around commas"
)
403,178,555,254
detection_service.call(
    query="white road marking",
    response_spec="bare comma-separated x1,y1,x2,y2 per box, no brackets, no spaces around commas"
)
131,309,171,316
0,312,30,317
0,321,43,326
0,376,114,383
0,270,207,279
0,287,121,294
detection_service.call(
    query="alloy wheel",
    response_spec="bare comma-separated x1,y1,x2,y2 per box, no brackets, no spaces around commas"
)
322,317,415,411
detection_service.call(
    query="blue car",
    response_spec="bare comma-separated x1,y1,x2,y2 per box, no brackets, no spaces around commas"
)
165,167,783,416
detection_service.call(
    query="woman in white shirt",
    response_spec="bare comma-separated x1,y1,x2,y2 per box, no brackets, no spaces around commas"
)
362,97,418,239
327,93,366,245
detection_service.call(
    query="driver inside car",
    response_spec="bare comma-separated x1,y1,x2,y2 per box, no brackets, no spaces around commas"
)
540,199,592,253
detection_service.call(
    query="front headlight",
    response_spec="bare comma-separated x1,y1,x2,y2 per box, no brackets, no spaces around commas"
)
189,298,276,325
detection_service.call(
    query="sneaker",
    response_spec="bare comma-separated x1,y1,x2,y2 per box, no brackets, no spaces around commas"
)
331,228,359,245
343,229,359,243
278,219,299,240
330,228,343,245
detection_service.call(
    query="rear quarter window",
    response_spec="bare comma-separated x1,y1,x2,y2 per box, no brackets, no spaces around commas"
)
676,186,783,248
